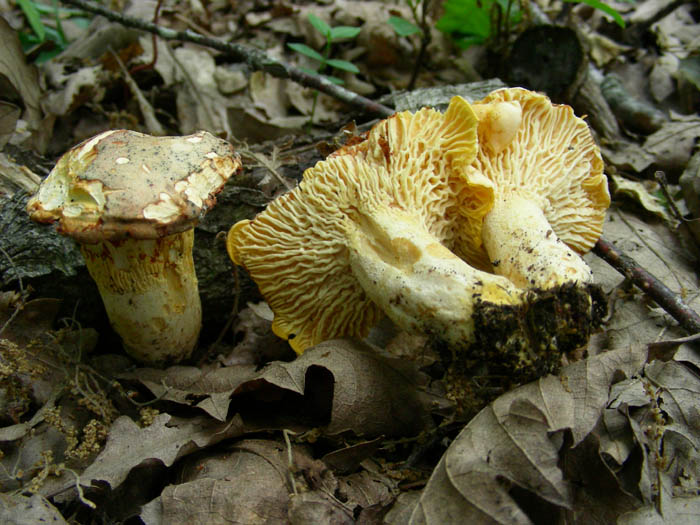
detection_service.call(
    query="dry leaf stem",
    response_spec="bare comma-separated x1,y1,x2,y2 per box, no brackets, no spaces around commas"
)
61,0,394,118
594,237,700,334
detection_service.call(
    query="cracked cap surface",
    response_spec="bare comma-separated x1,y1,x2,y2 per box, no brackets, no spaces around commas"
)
27,129,241,243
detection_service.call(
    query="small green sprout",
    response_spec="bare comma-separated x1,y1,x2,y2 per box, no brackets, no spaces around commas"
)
388,15,421,38
16,0,90,62
287,13,361,86
287,13,362,125
564,0,626,28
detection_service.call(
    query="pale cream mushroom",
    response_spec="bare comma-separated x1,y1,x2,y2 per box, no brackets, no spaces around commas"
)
227,97,527,354
27,130,241,364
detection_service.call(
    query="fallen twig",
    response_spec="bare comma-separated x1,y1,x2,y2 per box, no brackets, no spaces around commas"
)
61,0,394,118
593,237,700,334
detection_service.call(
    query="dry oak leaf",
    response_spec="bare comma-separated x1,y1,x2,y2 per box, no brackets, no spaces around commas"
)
76,413,244,491
241,338,432,437
409,345,647,525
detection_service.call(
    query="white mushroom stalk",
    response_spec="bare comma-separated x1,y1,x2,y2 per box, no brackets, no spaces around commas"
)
27,129,241,365
482,193,593,289
80,232,200,364
346,205,524,346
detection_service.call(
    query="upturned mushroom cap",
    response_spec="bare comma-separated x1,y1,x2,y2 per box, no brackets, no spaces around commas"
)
27,129,241,242
462,88,610,281
227,97,513,353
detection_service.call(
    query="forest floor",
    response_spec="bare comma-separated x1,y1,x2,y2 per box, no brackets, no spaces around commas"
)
1,0,700,524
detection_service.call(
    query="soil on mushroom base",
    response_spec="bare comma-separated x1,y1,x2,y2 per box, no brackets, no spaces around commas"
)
438,283,606,416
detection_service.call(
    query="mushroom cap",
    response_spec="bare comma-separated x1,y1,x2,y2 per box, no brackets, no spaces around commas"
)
461,88,610,269
227,97,485,353
27,130,241,243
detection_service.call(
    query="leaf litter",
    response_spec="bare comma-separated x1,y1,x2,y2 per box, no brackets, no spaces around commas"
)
1,0,700,523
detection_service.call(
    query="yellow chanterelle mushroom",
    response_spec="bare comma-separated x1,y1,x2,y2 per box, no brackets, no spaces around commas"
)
227,97,526,354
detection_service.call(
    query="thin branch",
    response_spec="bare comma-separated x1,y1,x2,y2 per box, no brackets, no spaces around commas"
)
655,170,700,258
593,237,700,334
61,0,394,118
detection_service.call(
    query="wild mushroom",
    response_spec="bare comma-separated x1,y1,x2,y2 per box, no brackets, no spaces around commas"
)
461,88,610,292
227,97,527,354
27,129,241,364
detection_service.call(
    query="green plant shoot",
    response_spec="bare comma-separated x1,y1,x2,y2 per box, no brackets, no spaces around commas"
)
564,0,626,28
287,13,361,124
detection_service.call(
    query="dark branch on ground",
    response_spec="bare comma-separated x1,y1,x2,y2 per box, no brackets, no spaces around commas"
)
594,237,700,334
60,0,395,118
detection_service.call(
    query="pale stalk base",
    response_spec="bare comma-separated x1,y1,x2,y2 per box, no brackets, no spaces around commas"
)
482,194,593,289
346,207,524,346
80,230,201,364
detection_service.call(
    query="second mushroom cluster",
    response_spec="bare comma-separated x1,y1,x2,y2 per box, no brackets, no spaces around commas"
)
227,87,610,381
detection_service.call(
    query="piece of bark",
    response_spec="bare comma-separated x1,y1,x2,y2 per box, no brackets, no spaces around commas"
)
574,65,622,141
601,74,667,134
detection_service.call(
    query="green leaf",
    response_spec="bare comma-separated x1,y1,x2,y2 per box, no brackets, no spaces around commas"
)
436,0,521,47
679,55,700,91
453,34,487,49
17,0,46,41
287,42,325,63
308,13,331,37
329,26,362,41
323,74,345,85
299,66,320,77
325,58,359,73
388,15,421,37
564,0,625,28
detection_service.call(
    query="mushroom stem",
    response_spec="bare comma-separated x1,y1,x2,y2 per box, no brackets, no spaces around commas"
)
345,206,524,346
481,193,593,289
80,230,201,364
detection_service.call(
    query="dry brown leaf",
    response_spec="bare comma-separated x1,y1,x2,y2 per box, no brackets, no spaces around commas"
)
611,175,673,221
122,364,258,421
585,207,700,349
601,140,655,174
42,65,106,119
288,492,355,525
0,151,42,197
0,102,21,150
0,18,42,144
618,497,700,525
564,345,649,445
172,45,234,136
243,338,431,437
410,345,647,525
642,114,700,175
560,431,641,525
0,493,68,524
75,413,245,492
156,440,293,525
219,302,292,366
